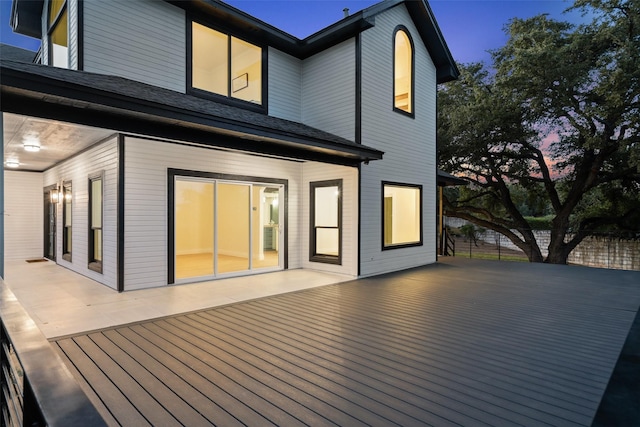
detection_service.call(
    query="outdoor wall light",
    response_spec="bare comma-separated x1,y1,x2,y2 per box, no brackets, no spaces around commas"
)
5,160,20,168
50,189,61,204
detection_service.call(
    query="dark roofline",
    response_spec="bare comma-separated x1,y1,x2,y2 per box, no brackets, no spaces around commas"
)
11,0,458,83
0,43,37,63
10,0,43,39
1,60,383,166
437,170,468,187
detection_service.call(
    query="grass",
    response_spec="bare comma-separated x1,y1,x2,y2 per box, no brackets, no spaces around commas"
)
455,252,529,262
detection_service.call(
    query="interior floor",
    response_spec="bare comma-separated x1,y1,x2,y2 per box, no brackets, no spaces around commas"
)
175,251,279,278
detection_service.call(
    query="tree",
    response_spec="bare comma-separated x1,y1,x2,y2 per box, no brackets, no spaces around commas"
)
438,0,640,264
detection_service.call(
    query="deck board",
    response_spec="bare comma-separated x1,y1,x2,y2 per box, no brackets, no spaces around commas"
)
53,259,640,426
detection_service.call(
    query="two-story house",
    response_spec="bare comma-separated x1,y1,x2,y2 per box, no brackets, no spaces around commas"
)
1,0,457,291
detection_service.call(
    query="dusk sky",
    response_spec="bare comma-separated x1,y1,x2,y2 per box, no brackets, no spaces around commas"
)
0,0,590,65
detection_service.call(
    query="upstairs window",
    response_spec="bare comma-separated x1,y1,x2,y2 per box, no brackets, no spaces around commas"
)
191,22,262,106
48,0,68,68
393,27,414,116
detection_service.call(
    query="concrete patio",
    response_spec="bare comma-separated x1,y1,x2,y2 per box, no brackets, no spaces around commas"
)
4,257,640,425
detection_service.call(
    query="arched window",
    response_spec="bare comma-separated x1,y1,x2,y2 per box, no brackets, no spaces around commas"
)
393,27,414,115
48,0,68,68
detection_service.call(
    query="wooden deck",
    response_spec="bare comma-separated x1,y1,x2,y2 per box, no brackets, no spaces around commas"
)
53,258,640,426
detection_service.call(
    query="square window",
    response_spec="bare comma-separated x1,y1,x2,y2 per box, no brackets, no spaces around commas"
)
382,182,422,249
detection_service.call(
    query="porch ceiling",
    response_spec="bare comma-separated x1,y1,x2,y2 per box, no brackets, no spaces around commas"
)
3,112,114,172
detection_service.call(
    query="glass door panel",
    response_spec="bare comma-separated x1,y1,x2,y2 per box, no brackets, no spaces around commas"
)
252,185,281,269
217,183,250,274
175,180,214,279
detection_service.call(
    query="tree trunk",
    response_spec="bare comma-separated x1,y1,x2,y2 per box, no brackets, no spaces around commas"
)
517,230,544,263
545,226,571,264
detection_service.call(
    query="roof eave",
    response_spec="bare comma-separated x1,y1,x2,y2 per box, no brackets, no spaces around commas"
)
0,62,383,165
403,0,459,83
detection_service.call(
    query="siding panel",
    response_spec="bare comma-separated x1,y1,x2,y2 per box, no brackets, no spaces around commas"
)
68,0,78,69
43,136,119,289
4,171,43,260
268,48,302,122
359,4,438,276
301,163,358,276
83,0,185,92
124,137,304,290
301,40,356,141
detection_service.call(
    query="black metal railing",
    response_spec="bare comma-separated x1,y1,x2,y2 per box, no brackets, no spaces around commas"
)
2,326,26,427
0,279,107,427
443,227,456,256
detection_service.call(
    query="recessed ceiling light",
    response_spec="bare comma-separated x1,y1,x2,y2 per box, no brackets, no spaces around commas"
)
23,142,41,152
5,160,20,168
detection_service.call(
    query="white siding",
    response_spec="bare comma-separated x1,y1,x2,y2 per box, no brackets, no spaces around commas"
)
301,163,358,276
359,4,438,276
83,0,186,92
123,137,304,290
4,171,43,260
301,39,356,141
40,3,48,65
68,0,79,70
43,136,119,289
268,48,302,122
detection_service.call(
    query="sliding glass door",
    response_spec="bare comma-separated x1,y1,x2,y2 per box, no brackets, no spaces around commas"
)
175,180,214,280
174,177,282,282
217,182,250,274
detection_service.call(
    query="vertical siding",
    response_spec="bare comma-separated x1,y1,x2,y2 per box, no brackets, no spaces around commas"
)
4,171,43,260
301,163,359,276
68,0,78,70
40,2,48,65
43,136,119,289
359,4,438,277
123,137,304,290
268,48,302,122
301,39,356,141
83,0,185,92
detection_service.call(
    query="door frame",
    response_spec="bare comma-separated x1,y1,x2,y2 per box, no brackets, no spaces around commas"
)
43,184,58,261
167,168,288,284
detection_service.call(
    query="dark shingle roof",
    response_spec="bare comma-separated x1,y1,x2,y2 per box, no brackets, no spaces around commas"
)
0,44,37,63
1,59,383,164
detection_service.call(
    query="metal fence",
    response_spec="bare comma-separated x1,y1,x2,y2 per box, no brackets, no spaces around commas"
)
442,221,640,271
